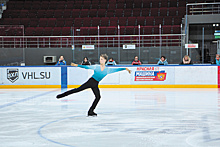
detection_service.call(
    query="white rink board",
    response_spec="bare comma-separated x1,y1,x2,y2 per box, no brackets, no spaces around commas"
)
175,66,218,84
67,66,218,85
0,67,61,85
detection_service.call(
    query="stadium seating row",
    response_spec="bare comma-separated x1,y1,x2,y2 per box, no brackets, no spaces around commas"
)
2,7,185,18
0,16,182,28
7,0,187,10
0,25,181,36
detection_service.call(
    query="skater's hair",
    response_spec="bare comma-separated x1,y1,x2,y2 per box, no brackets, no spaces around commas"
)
100,54,108,60
161,56,166,59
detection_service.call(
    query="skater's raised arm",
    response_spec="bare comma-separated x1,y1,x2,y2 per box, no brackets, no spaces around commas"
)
126,68,131,74
71,62,96,70
108,67,131,74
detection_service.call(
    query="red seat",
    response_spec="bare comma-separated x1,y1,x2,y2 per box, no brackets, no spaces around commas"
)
133,9,141,17
44,27,53,36
91,3,99,9
48,18,56,27
106,10,114,17
162,25,172,34
89,27,98,35
159,8,168,16
63,10,72,18
154,17,164,26
151,0,160,8
19,10,28,18
143,26,153,34
83,1,91,9
145,17,154,26
127,17,136,26
115,9,123,17
25,27,35,36
109,3,116,9
41,2,49,10
160,0,168,8
80,27,89,35
119,26,126,35
169,8,177,16
80,9,89,18
45,10,54,18
116,3,124,9
100,27,107,35
37,10,45,18
143,1,151,8
137,17,146,26
29,18,39,27
126,2,133,9
172,25,181,34
91,17,100,27
66,1,74,9
125,26,135,35
134,0,142,8
178,1,186,7
100,3,108,9
109,17,118,26
53,27,62,36
177,7,186,17
153,26,159,34
72,10,80,18
62,27,71,35
74,2,82,9
100,17,109,26
83,18,92,27
54,10,63,18
150,8,159,16
39,18,48,27
169,1,177,7
32,2,41,10
97,9,106,17
11,18,20,25
35,27,44,36
74,18,83,27
118,17,127,26
56,1,66,9
164,16,173,25
89,9,98,17
173,16,182,25
124,9,132,17
20,18,30,27
56,18,65,27
107,26,117,35
65,18,74,27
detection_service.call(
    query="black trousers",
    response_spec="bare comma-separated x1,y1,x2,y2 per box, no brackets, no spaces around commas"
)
63,77,101,112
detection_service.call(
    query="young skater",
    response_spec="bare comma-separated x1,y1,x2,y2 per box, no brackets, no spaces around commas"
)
56,54,131,116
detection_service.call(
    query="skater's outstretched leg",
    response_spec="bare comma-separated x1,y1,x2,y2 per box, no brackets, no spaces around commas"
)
88,85,101,116
56,78,93,99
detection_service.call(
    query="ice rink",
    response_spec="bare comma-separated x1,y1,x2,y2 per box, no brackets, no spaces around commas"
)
0,88,220,147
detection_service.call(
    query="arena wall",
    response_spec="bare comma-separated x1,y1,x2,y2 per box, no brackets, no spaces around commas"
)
0,65,218,88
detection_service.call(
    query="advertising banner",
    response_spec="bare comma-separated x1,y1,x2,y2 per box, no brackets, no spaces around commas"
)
0,67,61,85
82,45,95,50
131,66,175,85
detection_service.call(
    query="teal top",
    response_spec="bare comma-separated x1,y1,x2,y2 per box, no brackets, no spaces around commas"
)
78,65,126,82
216,58,220,65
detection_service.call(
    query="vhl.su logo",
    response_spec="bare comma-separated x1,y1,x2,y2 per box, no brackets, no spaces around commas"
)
7,69,19,83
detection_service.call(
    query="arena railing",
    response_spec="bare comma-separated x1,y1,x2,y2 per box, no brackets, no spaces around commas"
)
186,2,220,15
0,34,184,49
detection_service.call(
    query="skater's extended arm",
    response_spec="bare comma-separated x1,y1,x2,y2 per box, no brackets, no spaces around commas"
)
108,67,131,74
71,63,95,70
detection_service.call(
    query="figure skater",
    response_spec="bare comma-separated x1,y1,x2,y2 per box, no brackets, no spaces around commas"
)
56,54,131,116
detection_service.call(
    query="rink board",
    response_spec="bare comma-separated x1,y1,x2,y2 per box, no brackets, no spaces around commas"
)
0,65,218,88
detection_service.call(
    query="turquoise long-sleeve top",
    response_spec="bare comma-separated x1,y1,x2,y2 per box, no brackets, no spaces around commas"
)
78,65,126,82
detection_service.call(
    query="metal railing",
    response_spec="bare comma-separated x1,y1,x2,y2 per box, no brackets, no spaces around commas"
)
0,34,184,48
186,2,220,15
